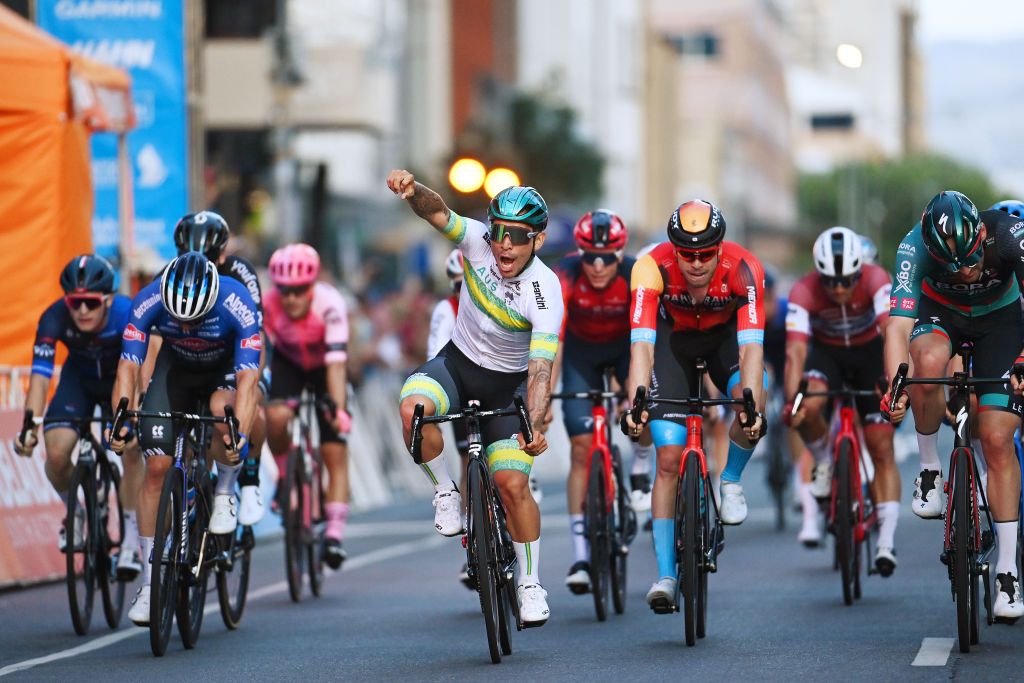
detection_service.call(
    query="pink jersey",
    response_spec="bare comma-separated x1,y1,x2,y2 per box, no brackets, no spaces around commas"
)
264,282,350,371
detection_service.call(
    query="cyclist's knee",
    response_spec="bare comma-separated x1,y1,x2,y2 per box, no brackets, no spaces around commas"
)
265,402,292,432
569,436,591,468
654,448,681,478
493,469,531,504
144,454,171,481
399,394,437,430
910,341,948,377
980,426,1014,462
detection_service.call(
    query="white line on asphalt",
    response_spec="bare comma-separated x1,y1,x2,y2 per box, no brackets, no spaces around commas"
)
911,637,954,666
0,534,446,678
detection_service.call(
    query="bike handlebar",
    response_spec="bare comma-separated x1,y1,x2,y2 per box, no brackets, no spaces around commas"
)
549,390,625,402
408,396,534,459
111,396,240,451
790,378,880,418
628,386,757,429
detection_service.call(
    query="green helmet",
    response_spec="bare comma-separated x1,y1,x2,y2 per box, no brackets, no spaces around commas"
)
920,190,983,271
487,186,549,231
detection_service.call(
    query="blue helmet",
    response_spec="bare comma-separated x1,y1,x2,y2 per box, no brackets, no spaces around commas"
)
160,252,219,321
989,199,1024,218
858,235,878,265
60,254,116,294
487,186,549,230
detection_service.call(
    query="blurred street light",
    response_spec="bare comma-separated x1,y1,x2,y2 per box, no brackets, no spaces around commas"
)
448,158,486,193
484,167,520,198
836,43,863,69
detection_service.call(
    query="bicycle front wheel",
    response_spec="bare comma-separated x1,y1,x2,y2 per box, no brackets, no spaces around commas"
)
217,525,253,629
835,438,855,606
676,454,700,646
282,450,305,602
150,467,184,657
469,462,502,664
610,445,630,615
98,460,125,629
951,449,975,652
586,451,609,622
66,463,96,635
308,457,325,598
176,477,211,649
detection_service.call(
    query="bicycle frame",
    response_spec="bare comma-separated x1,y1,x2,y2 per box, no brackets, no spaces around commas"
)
827,399,874,546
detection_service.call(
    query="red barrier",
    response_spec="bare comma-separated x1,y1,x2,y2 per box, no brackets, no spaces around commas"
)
0,410,65,587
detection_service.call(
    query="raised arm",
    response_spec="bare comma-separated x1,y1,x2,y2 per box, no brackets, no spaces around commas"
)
386,169,451,231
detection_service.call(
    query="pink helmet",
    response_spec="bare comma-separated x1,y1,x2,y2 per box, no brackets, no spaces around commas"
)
269,243,320,286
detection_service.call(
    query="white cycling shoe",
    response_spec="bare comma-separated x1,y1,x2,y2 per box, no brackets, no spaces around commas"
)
58,507,85,551
646,577,676,614
209,494,238,534
719,482,748,525
874,546,897,577
517,583,550,626
128,585,150,626
116,548,143,579
565,561,590,595
809,463,833,500
797,517,821,548
238,485,265,526
912,470,944,519
432,489,463,537
994,573,1024,623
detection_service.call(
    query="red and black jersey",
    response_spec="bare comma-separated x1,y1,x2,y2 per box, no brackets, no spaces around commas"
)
556,254,634,343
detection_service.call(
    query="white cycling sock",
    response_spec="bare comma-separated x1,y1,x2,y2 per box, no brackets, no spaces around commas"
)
514,539,541,586
420,455,456,492
569,514,588,564
995,521,1020,575
215,462,241,495
631,444,654,476
806,433,830,466
140,536,154,586
876,501,900,550
917,430,941,472
123,509,139,551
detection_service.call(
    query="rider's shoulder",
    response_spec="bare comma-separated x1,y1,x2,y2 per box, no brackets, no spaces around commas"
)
217,274,256,304
982,208,1024,240
896,224,924,254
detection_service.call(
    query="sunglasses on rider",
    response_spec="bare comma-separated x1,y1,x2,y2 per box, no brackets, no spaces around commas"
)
64,294,105,311
580,250,622,267
675,247,719,263
488,223,538,246
277,284,312,297
821,273,861,289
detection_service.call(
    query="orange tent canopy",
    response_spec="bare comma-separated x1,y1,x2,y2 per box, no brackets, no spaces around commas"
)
0,5,134,366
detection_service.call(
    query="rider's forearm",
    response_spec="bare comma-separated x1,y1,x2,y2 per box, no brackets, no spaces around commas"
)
233,369,259,437
550,343,564,392
883,316,914,383
111,360,139,413
406,182,451,231
139,334,162,390
626,342,654,401
25,374,49,418
738,343,765,405
526,358,553,430
783,339,808,401
325,361,348,413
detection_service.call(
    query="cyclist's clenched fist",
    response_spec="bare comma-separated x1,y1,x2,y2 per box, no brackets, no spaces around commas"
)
386,169,417,199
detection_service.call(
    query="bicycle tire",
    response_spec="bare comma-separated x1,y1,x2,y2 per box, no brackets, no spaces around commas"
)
495,503,514,656
835,438,855,606
696,473,710,638
308,457,325,598
66,463,96,636
176,474,211,649
587,451,609,622
952,450,973,652
217,524,252,629
469,461,502,663
610,445,629,615
150,467,183,657
677,454,699,646
99,461,125,629
283,449,305,603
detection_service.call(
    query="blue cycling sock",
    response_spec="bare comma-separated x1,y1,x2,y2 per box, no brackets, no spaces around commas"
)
652,518,675,580
721,439,754,483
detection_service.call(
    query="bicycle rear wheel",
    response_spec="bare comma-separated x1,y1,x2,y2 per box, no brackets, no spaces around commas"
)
98,460,125,629
469,462,502,664
150,468,183,657
217,525,253,629
283,450,306,602
176,477,211,649
696,474,710,638
835,438,855,606
676,454,699,646
586,451,609,622
951,450,974,652
66,463,96,636
610,445,629,615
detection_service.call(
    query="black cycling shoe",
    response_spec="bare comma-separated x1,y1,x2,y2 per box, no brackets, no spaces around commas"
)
566,561,591,595
324,538,347,570
630,473,651,494
459,563,476,590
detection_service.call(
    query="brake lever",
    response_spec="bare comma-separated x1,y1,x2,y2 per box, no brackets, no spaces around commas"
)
514,396,533,445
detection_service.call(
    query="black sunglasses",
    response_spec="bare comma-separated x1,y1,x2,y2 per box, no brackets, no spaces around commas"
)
278,284,312,297
65,295,104,311
821,273,860,289
580,251,620,266
488,223,538,246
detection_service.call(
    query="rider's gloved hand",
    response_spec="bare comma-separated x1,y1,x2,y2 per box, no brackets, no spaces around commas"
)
333,408,352,435
740,410,766,442
518,430,548,457
1010,356,1024,395
13,425,38,456
880,390,908,425
620,409,648,440
782,402,795,428
224,432,249,465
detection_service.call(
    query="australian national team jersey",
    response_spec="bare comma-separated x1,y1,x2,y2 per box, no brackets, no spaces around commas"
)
31,295,132,380
890,209,1024,319
439,211,564,373
121,276,262,372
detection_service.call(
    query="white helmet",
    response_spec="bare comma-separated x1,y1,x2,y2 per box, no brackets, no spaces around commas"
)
812,226,863,278
160,252,220,321
445,249,464,279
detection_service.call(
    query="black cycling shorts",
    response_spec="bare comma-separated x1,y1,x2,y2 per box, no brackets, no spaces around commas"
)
560,332,629,437
648,317,738,424
400,341,531,475
45,361,114,433
268,352,345,445
804,336,886,425
909,298,1024,416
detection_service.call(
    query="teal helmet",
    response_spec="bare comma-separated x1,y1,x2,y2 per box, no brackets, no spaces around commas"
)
920,191,983,271
487,186,549,231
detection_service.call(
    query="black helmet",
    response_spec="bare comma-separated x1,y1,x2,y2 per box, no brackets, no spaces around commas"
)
920,191,982,270
60,254,116,294
666,199,725,249
173,211,230,259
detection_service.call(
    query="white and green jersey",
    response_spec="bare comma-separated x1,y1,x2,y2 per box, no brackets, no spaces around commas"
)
441,211,564,373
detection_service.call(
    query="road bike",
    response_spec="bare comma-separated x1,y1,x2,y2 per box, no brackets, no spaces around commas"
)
409,396,533,664
111,398,254,656
19,413,127,635
763,385,790,531
628,359,757,646
550,367,637,621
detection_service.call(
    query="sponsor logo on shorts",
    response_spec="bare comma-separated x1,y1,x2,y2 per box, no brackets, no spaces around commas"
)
122,324,146,343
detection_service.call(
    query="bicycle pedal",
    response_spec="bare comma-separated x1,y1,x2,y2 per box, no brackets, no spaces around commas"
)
994,616,1021,626
649,599,674,615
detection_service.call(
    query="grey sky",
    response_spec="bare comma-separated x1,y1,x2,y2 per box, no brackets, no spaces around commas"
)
918,0,1024,43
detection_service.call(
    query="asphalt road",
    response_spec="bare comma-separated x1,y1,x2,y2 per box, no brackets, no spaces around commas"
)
0,455,1021,681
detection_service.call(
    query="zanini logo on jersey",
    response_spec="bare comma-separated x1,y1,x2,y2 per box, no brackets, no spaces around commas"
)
240,333,262,350
532,281,547,310
122,324,146,343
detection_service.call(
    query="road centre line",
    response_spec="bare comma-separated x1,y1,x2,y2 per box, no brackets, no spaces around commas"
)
911,637,954,666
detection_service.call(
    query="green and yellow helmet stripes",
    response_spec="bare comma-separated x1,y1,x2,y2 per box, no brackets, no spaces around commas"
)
487,186,549,230
920,190,983,271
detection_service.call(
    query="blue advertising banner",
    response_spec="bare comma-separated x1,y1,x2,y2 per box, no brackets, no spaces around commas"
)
37,0,188,265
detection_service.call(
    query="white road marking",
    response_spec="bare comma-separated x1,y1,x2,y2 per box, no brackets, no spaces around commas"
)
0,534,445,678
911,637,954,666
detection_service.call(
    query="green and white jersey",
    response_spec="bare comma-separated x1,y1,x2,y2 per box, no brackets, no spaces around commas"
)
441,211,564,373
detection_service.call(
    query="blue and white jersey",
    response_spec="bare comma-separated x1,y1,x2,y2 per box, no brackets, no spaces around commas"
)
31,295,132,380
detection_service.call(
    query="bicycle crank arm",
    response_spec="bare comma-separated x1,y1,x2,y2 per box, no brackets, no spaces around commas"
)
194,530,209,577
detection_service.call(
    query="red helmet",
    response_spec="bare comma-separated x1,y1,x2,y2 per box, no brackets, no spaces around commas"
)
573,210,628,251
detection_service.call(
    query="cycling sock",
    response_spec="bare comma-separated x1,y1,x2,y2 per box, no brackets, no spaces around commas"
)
569,514,588,563
806,433,830,466
325,502,349,541
514,539,541,586
876,501,900,549
238,455,260,487
721,439,754,483
123,510,139,551
140,536,153,586
652,518,675,580
215,461,242,495
916,430,941,472
421,455,456,492
631,444,654,476
995,520,1019,575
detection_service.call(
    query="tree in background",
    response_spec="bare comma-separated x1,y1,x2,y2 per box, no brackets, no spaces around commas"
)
798,153,1005,270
